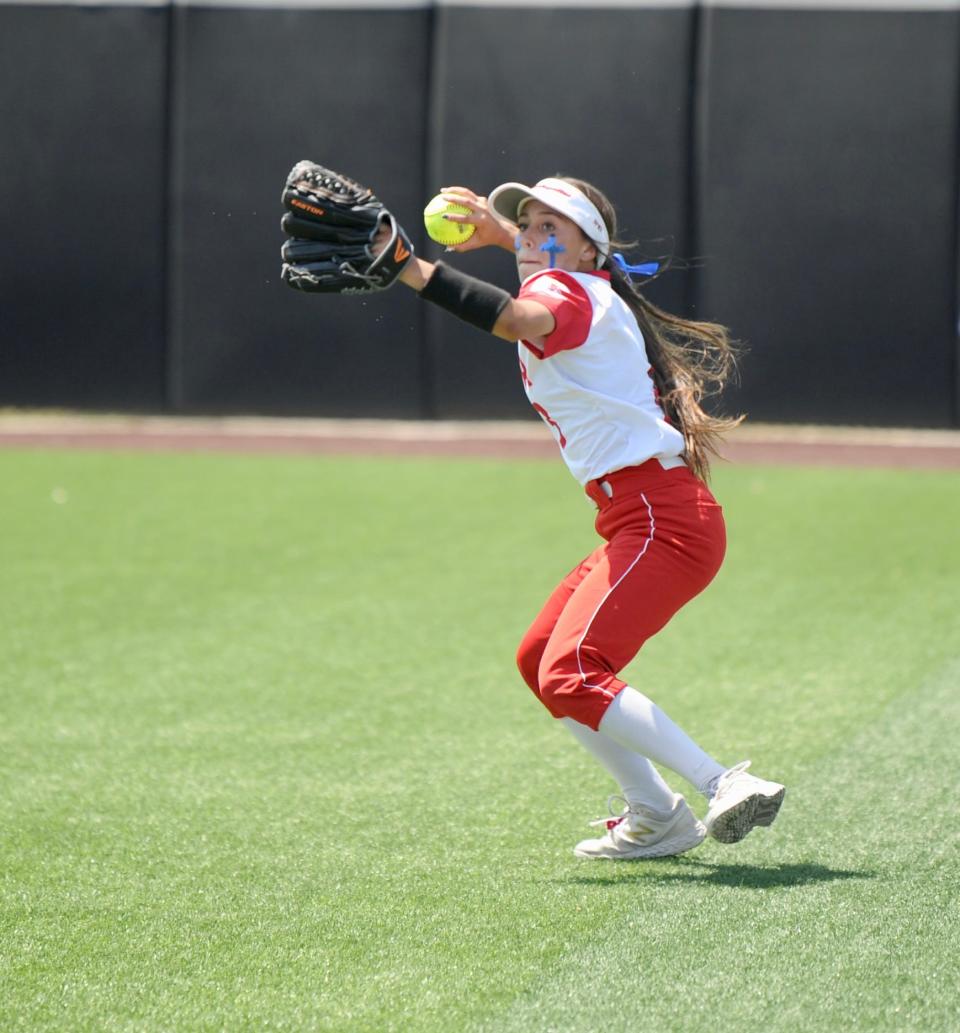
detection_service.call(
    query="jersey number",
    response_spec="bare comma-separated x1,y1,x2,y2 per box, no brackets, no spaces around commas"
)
520,355,566,447
532,403,567,448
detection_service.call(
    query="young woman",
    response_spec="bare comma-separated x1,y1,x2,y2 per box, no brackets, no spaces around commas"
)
381,176,784,859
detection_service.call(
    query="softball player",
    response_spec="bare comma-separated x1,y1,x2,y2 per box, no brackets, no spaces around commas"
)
387,176,785,859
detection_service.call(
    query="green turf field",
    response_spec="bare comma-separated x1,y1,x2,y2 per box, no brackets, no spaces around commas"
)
1,448,957,1032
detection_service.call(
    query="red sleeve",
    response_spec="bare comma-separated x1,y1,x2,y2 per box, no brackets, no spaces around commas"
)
517,271,593,357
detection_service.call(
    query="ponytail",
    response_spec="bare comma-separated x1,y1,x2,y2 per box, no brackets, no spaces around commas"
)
607,262,743,482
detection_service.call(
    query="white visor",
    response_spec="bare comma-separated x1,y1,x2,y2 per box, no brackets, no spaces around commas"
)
488,178,610,268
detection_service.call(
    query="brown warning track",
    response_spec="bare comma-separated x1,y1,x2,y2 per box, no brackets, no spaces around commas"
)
0,413,958,470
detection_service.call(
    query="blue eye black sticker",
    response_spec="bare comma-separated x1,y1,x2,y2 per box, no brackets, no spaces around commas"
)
540,234,567,269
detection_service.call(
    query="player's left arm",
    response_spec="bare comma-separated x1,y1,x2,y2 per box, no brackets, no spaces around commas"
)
382,235,555,343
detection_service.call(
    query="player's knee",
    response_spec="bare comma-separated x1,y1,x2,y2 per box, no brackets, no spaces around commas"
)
515,634,544,694
536,655,582,718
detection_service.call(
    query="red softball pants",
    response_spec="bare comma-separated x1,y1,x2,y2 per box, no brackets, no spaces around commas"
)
516,459,727,730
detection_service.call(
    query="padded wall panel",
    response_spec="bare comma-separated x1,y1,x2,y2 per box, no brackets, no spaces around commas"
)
168,6,430,417
698,7,959,427
0,5,169,410
426,4,697,419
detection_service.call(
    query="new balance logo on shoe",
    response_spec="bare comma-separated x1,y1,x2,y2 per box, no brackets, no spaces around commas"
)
574,794,706,860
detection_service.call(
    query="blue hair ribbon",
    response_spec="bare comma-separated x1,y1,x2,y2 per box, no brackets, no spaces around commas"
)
612,253,660,278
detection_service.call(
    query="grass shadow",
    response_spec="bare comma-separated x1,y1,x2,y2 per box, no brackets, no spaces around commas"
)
562,859,876,890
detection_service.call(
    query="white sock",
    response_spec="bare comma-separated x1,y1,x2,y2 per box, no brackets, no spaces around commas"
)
597,686,726,795
561,717,677,815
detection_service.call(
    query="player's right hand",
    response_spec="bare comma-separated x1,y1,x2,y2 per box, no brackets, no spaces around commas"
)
437,187,517,253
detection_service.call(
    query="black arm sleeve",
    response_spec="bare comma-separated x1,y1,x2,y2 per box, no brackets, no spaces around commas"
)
417,261,513,333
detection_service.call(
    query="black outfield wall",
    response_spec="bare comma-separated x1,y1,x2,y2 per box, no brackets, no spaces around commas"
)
0,2,169,410
696,3,960,427
167,3,432,418
0,0,957,427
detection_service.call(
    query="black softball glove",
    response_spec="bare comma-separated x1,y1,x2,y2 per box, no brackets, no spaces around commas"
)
280,161,413,294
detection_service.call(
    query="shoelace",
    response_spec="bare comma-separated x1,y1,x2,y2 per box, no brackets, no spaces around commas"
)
713,760,752,799
587,794,658,832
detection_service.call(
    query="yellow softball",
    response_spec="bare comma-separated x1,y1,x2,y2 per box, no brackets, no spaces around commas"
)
423,195,476,246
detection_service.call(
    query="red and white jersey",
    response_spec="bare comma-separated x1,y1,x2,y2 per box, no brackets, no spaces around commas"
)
516,269,685,485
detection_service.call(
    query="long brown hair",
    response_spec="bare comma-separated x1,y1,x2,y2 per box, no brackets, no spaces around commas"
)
561,176,744,482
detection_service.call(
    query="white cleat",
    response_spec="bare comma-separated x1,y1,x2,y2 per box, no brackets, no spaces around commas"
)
574,794,706,860
704,761,785,844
